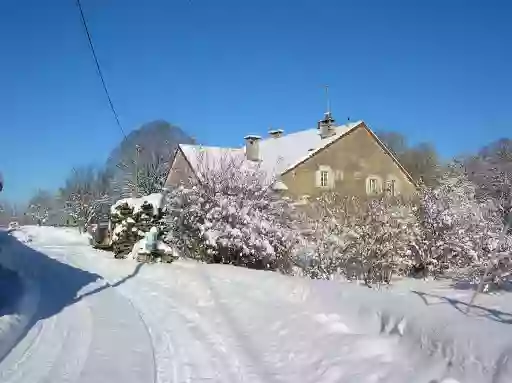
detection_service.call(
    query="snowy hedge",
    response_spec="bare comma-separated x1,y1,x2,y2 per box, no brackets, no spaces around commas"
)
299,194,418,285
304,173,512,288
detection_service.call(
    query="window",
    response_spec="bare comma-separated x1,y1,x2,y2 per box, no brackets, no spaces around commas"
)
320,170,329,187
385,177,399,196
366,175,382,195
369,178,378,194
316,166,333,188
389,179,396,196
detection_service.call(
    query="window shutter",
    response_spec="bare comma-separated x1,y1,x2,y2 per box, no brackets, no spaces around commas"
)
315,170,321,187
328,170,335,188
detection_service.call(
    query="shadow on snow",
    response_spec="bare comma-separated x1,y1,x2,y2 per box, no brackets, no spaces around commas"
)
411,290,512,325
0,231,143,363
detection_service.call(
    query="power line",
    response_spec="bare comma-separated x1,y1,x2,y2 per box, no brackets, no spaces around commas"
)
75,0,127,139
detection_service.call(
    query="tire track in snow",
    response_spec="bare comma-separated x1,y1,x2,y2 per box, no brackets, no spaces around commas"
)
61,247,251,383
111,276,244,383
42,246,157,383
0,296,92,383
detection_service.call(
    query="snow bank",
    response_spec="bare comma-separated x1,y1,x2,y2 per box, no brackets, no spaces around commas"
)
110,193,164,216
0,230,41,361
299,276,512,383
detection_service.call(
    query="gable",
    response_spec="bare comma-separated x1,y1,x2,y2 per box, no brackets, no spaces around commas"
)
164,147,197,188
282,122,416,186
279,124,417,198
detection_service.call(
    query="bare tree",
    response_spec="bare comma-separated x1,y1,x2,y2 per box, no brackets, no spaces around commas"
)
26,189,55,225
106,120,193,198
463,138,512,218
113,149,170,198
60,166,110,232
377,130,442,186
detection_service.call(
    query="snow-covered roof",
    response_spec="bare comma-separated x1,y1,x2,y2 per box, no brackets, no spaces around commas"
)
179,121,364,179
178,145,253,181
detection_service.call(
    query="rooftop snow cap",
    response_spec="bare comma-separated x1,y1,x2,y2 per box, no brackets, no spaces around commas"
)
244,135,261,161
318,111,336,139
268,128,284,139
271,179,288,192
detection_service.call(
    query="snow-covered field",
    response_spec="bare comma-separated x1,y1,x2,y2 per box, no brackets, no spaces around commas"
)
1,226,511,383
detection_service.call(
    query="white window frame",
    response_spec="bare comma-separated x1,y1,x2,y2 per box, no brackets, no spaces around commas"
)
386,176,400,196
320,170,329,187
365,175,383,195
315,165,334,189
388,179,396,196
369,178,378,194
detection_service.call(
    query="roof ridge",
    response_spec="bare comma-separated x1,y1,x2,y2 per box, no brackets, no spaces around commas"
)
180,143,240,151
259,120,363,143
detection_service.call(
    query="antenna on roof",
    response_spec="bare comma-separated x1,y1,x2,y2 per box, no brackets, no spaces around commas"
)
325,84,330,114
318,85,336,138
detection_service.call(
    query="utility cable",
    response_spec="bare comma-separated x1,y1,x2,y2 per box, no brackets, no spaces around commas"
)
76,0,127,139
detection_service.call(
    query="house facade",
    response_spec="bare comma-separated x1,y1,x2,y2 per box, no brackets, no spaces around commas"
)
164,112,417,200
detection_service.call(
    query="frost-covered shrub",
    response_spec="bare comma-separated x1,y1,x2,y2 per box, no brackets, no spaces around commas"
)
463,138,512,216
302,194,419,285
165,152,306,272
413,171,512,289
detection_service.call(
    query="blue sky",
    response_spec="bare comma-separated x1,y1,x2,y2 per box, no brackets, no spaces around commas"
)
0,0,510,203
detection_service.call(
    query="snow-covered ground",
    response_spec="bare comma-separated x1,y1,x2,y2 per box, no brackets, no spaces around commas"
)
1,226,512,383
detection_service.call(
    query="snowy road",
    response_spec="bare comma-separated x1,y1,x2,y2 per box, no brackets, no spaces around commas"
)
1,227,510,383
0,230,155,383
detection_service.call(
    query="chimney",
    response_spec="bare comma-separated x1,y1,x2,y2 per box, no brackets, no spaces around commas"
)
268,128,284,139
318,111,336,139
244,135,261,161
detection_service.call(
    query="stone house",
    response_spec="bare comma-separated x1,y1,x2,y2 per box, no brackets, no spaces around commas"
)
164,111,416,200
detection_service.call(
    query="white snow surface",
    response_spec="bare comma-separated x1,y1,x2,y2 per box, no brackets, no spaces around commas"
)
110,192,164,215
2,226,512,383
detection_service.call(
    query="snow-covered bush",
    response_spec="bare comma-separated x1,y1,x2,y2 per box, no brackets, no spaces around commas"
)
110,193,165,258
463,138,512,216
413,170,512,289
302,194,419,285
302,171,511,290
165,152,306,272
